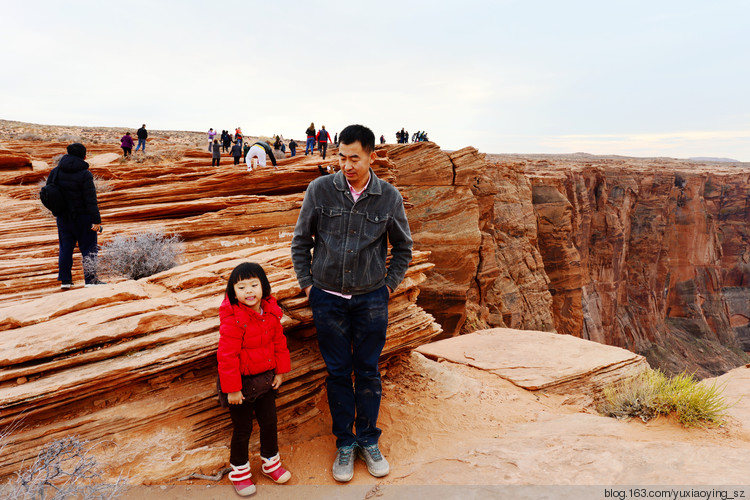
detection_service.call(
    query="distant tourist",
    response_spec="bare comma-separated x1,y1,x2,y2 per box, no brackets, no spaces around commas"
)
316,125,333,159
289,139,297,157
135,124,148,152
120,132,134,157
379,134,385,144
305,122,316,155
208,128,216,151
230,141,243,165
235,127,243,148
246,141,277,171
212,139,221,166
49,143,104,289
222,130,232,153
243,142,251,163
273,135,282,151
291,124,412,483
334,132,338,146
217,262,292,495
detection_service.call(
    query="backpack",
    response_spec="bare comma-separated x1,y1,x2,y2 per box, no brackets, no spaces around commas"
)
40,167,68,216
318,129,328,141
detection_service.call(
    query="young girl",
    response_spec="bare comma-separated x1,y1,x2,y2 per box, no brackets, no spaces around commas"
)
218,262,292,496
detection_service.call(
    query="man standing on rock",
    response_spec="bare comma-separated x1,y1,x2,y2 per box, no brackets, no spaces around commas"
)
291,124,413,482
50,143,103,288
135,124,148,153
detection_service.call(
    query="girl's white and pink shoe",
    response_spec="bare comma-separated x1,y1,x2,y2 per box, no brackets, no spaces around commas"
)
261,453,291,484
228,462,256,496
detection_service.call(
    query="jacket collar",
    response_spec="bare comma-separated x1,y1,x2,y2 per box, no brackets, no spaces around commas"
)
332,168,382,196
221,295,282,320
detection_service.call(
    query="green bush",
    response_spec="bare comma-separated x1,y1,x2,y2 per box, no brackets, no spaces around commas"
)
599,368,730,427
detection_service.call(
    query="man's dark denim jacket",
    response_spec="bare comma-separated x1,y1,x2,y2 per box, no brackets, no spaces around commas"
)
291,169,413,295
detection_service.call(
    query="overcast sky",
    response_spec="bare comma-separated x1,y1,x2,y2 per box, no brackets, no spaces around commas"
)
2,0,748,160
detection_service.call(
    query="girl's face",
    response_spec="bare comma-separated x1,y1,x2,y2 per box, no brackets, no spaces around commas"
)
233,277,263,312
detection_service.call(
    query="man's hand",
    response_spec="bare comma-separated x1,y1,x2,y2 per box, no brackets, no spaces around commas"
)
304,286,311,297
271,374,283,390
91,224,101,232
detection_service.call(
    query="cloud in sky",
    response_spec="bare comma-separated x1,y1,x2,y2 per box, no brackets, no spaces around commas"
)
2,0,749,160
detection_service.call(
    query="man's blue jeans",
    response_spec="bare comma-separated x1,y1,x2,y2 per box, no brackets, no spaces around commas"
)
305,137,315,155
135,138,146,152
308,285,389,448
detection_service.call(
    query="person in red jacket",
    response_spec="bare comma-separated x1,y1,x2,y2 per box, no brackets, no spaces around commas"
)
217,262,293,496
316,125,333,159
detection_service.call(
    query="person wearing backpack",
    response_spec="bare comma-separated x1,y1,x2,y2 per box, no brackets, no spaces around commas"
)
48,143,103,289
316,126,333,160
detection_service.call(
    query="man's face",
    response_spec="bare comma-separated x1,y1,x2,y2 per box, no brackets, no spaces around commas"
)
338,141,374,190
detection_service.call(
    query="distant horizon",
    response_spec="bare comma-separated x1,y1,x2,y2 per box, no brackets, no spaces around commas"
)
3,117,747,164
3,0,749,162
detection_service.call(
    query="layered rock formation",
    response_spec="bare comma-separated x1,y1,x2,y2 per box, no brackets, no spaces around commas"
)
2,134,749,379
0,244,440,480
2,128,750,483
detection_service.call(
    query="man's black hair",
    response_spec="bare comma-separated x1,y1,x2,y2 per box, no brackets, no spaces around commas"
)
225,262,272,305
66,143,87,159
338,124,375,154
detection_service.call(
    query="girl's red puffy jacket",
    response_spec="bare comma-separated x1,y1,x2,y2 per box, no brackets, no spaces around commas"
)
217,295,291,394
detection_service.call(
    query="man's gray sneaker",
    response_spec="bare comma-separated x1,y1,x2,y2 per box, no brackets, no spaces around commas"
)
358,443,389,477
332,444,356,482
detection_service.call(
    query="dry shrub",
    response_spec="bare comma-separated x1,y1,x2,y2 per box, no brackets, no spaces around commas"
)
118,148,184,164
93,175,113,193
2,436,126,499
18,133,43,141
599,368,731,427
86,230,182,280
57,134,81,143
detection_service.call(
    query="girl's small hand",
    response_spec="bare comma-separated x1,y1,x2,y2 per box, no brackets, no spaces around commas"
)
271,374,283,390
227,391,244,405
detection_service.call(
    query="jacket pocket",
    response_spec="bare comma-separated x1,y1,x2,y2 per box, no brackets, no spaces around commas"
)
319,207,344,235
363,212,389,239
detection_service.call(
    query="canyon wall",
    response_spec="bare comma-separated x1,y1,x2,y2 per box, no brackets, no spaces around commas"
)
382,145,749,377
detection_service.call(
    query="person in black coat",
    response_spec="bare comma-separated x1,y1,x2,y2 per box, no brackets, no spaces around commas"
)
135,124,148,152
50,143,103,288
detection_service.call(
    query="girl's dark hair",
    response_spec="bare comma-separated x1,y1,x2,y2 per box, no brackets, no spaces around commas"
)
225,262,272,305
339,124,375,154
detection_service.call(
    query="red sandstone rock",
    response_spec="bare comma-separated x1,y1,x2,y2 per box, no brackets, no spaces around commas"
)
0,149,33,171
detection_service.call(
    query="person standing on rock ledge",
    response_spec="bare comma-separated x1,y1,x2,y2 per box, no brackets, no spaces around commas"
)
50,143,103,289
291,124,413,483
135,124,147,153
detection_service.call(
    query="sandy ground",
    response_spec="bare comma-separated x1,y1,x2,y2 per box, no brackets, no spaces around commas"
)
116,349,750,499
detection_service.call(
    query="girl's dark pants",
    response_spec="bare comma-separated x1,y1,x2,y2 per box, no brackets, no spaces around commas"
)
228,390,278,465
